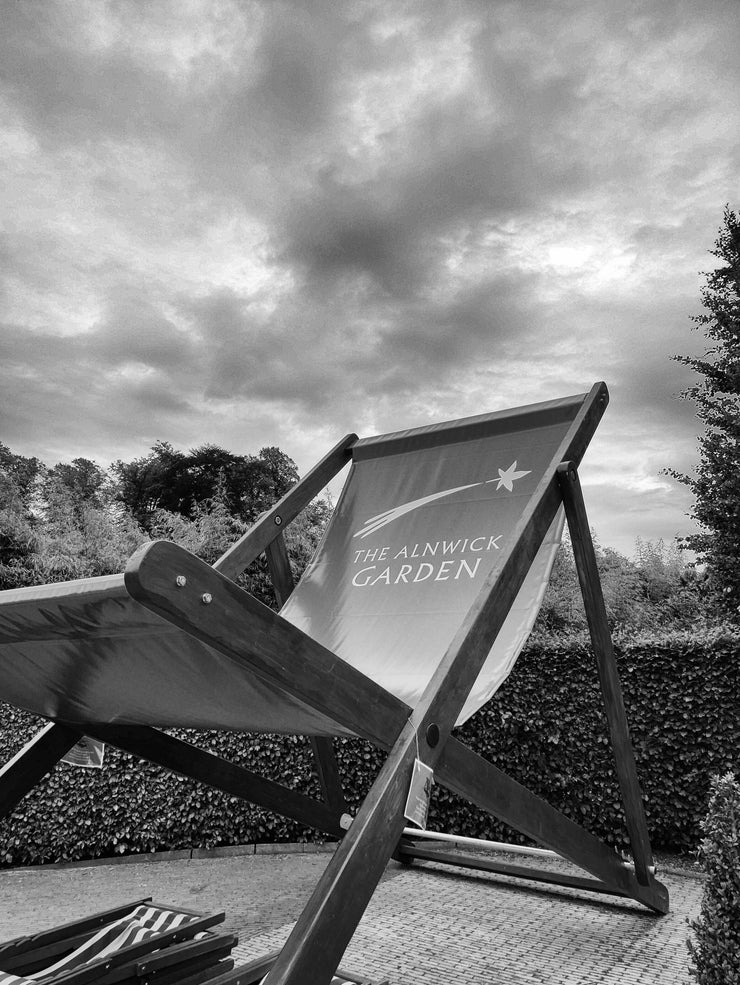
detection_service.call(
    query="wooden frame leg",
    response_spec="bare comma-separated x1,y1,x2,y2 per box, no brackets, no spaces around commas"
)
0,723,82,820
557,462,655,885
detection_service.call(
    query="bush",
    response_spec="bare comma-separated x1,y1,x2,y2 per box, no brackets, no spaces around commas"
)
0,629,738,867
688,772,740,984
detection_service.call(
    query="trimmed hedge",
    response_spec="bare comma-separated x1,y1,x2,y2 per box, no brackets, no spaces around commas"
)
1,629,738,867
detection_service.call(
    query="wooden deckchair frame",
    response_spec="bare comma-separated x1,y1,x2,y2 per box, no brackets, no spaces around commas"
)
0,382,669,985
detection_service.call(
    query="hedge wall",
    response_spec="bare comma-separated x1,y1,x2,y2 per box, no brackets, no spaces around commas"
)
1,629,738,867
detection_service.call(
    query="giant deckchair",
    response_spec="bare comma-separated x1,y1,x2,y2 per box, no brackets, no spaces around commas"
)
0,383,669,985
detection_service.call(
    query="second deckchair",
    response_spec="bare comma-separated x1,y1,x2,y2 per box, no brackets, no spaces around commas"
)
0,383,669,985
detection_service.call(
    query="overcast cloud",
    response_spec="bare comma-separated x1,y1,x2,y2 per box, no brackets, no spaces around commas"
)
1,0,738,554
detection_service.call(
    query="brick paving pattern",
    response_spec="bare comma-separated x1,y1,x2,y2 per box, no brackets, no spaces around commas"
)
0,848,705,984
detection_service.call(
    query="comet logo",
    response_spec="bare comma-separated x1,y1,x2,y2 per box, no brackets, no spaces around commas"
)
353,462,531,539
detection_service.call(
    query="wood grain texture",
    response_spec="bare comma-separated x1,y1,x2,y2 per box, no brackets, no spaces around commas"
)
557,461,655,886
396,843,629,897
85,725,344,837
125,540,409,747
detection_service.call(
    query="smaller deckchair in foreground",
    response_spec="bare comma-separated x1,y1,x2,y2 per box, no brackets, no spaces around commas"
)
0,383,669,985
0,899,235,985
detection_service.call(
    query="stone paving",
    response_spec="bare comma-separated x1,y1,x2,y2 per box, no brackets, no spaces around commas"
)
0,846,705,984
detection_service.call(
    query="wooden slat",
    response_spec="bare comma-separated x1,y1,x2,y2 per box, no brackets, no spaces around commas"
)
396,843,629,898
124,541,409,748
436,737,669,913
265,532,294,609
84,725,345,838
557,461,655,885
214,434,357,582
0,899,153,962
0,722,82,820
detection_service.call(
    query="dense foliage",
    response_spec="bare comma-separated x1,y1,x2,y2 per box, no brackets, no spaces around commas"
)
1,629,737,866
537,534,706,634
671,206,740,621
687,772,740,984
112,442,299,529
0,439,328,609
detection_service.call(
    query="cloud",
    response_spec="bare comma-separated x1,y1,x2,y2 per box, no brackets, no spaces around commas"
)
1,0,738,556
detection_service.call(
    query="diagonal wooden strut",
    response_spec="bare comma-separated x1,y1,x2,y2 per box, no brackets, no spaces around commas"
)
557,461,655,886
396,843,631,898
83,725,344,838
0,723,84,817
0,722,83,820
436,737,668,912
214,433,357,582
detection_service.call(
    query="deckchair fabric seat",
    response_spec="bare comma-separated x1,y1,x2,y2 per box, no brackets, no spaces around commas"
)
0,404,569,733
0,903,232,985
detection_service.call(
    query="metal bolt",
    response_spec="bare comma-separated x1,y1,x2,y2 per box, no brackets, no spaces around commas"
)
175,575,187,588
274,515,283,526
201,593,213,605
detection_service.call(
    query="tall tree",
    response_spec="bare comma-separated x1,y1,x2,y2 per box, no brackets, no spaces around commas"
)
112,442,299,529
670,206,740,620
0,443,44,589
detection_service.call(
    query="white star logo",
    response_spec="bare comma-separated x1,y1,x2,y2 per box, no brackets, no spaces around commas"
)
491,461,531,492
352,461,534,537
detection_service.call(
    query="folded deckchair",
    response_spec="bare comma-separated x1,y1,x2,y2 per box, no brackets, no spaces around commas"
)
0,383,669,985
0,899,234,985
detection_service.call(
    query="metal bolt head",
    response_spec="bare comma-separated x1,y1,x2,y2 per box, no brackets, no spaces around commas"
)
274,514,283,526
201,592,213,605
175,575,187,588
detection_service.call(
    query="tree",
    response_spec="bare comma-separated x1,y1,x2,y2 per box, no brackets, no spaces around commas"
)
0,443,45,589
671,206,740,620
112,442,300,529
43,458,108,513
535,534,703,635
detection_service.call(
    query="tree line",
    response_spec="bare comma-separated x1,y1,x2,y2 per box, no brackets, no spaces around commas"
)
0,440,330,610
0,434,716,635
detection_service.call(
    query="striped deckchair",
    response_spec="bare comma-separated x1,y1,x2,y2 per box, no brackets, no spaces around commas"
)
0,384,669,984
0,902,232,985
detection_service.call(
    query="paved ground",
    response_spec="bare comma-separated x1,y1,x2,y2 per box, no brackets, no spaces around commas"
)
0,846,705,984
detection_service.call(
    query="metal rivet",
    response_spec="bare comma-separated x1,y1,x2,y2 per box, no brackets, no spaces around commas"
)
175,575,187,588
274,515,283,526
426,723,440,748
201,593,213,605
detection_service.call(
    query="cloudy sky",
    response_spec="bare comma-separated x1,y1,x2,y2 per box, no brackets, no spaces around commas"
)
1,0,738,555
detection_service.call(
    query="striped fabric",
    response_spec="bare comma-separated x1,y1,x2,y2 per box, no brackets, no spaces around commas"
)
0,905,199,984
